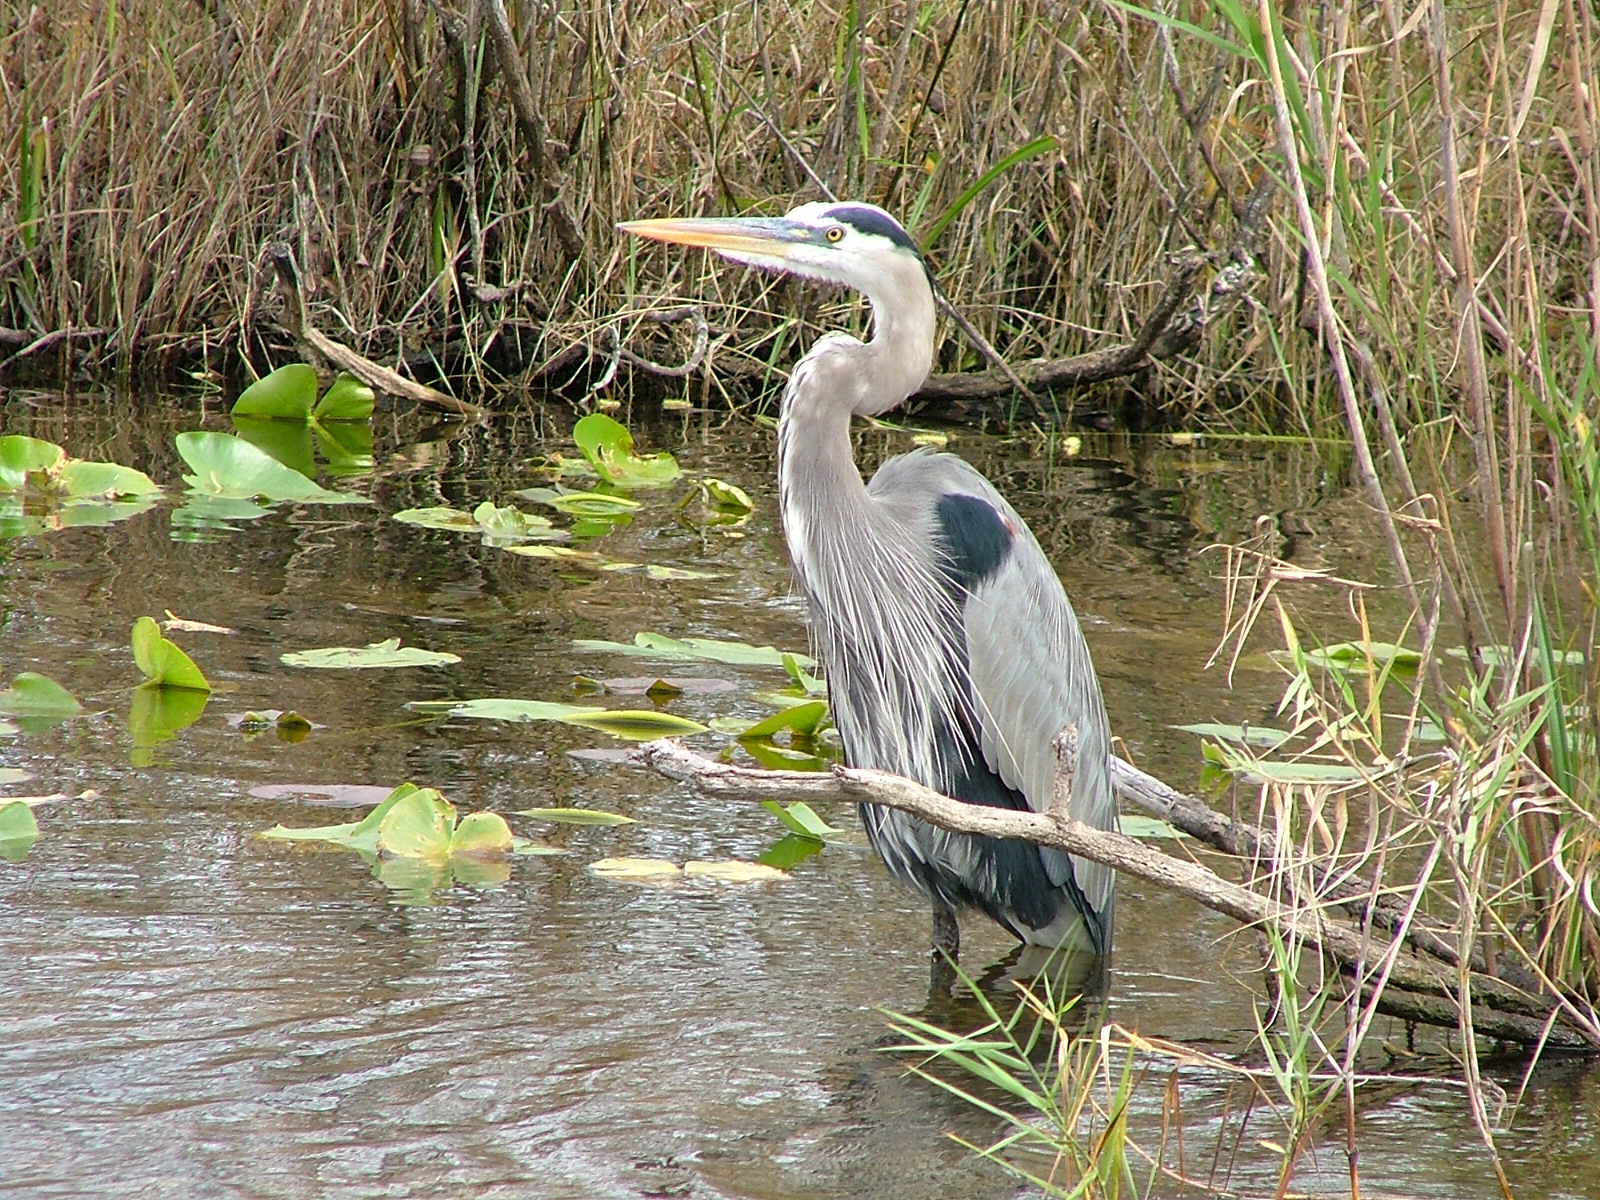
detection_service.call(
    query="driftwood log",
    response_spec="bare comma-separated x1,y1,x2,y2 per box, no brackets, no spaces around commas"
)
632,738,1600,1051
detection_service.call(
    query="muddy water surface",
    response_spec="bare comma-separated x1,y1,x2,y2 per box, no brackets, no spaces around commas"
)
2,394,1596,1199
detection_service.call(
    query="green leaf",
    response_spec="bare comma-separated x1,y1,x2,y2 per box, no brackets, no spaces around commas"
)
0,672,82,717
762,799,842,839
449,810,516,856
232,363,320,418
314,373,376,420
231,416,317,477
561,709,708,740
513,806,636,826
410,697,598,722
280,639,462,669
574,632,815,669
757,833,827,870
0,435,64,489
919,135,1058,248
1120,814,1182,840
131,616,211,691
0,800,40,861
782,653,827,695
57,460,161,498
699,477,753,514
314,421,375,475
375,788,454,860
127,684,208,764
571,413,681,488
1300,641,1421,670
413,696,705,741
514,486,642,516
261,783,420,852
392,502,560,543
738,700,830,740
1174,721,1291,748
175,432,370,504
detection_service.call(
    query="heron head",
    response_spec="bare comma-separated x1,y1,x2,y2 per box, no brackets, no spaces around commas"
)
619,201,931,299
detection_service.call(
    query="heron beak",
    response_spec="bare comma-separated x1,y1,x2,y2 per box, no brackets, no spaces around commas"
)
618,216,813,262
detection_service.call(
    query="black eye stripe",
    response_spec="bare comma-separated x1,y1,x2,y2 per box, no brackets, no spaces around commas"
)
821,204,920,253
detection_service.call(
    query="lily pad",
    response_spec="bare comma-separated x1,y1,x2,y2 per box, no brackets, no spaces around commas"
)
127,684,209,765
0,672,82,718
762,799,842,840
514,486,642,516
573,632,815,670
737,700,830,740
571,413,681,488
231,363,320,419
0,800,40,861
1298,642,1421,670
757,834,828,870
131,616,211,691
175,431,370,504
392,502,561,545
410,696,707,741
260,782,556,862
589,856,682,878
1175,722,1291,748
0,436,162,537
314,374,376,421
504,543,714,579
280,639,462,670
514,807,637,826
683,859,788,882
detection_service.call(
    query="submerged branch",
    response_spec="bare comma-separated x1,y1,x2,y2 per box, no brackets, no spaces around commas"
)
632,739,1598,1050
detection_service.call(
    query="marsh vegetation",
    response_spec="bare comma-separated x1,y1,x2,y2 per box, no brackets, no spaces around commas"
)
5,2,1600,1197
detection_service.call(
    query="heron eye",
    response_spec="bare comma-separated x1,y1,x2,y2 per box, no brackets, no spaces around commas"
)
824,225,845,243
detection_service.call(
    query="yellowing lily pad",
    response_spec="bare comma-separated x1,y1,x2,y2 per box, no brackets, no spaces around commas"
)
514,807,637,826
571,413,680,488
589,856,682,878
574,632,815,669
683,860,788,882
280,639,462,670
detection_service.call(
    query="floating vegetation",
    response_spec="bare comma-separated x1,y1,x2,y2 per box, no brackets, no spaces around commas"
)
131,616,211,692
391,501,562,544
407,696,708,740
280,639,461,670
174,432,370,505
572,632,815,670
0,434,162,536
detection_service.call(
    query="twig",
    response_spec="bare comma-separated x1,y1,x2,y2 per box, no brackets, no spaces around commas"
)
631,739,1596,1049
264,244,489,417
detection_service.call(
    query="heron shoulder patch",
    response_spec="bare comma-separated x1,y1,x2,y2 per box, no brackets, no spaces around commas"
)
934,493,1013,590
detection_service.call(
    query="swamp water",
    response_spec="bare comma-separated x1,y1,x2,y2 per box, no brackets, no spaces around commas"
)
2,393,1598,1199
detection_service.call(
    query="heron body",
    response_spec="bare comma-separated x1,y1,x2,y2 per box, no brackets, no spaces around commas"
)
622,202,1115,973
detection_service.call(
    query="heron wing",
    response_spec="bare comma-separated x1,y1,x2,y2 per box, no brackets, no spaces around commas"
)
877,453,1116,921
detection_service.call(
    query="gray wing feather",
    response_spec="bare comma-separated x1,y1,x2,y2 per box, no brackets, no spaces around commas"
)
872,452,1116,919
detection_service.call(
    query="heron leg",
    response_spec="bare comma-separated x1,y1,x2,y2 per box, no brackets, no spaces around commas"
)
929,902,960,992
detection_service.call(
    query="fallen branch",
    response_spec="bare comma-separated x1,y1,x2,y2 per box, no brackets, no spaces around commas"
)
632,739,1599,1049
262,244,490,418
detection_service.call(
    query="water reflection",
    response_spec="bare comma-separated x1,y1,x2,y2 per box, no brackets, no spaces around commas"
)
1,397,1596,1198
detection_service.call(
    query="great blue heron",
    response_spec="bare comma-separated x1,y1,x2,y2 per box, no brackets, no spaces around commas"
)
622,201,1115,980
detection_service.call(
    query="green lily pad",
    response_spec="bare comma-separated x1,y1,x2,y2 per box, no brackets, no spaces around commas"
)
762,799,842,840
573,632,815,669
0,436,161,538
392,501,560,544
0,435,63,488
261,783,556,862
231,416,318,478
514,806,637,826
175,431,370,504
280,639,461,669
757,833,827,870
314,373,376,421
699,477,753,514
514,486,642,516
737,700,830,740
0,800,40,861
1299,641,1421,670
131,616,211,691
0,671,82,718
571,413,681,488
504,543,714,579
231,363,320,419
1200,741,1367,784
408,696,706,741
1120,814,1182,839
1175,722,1291,748
127,683,209,765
